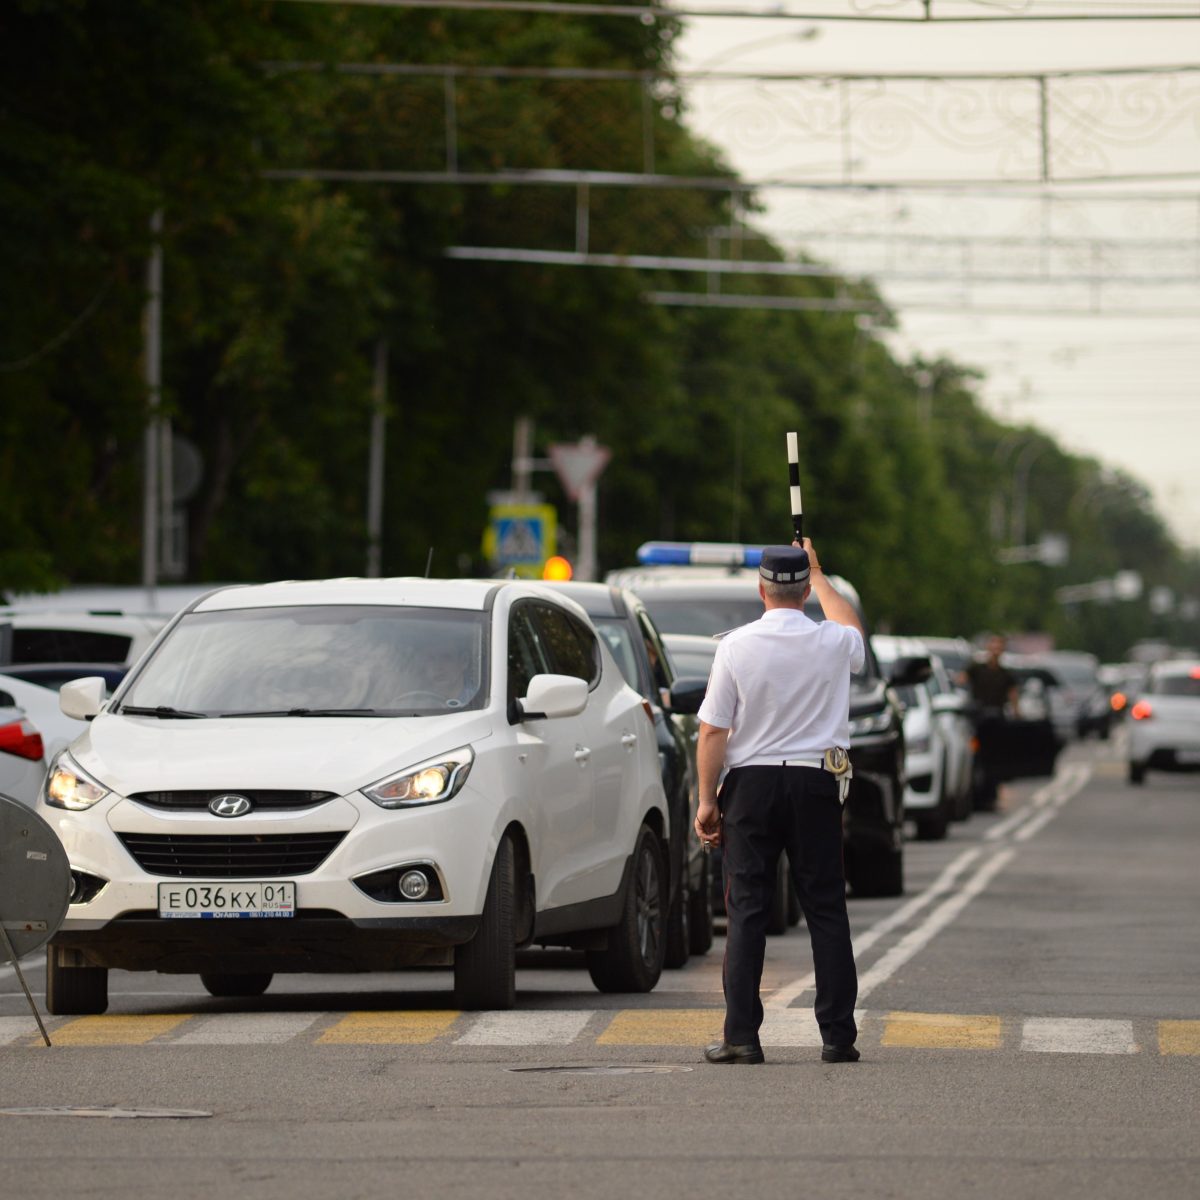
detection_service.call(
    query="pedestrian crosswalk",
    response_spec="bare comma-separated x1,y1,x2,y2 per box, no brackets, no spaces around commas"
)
1,1009,1198,1054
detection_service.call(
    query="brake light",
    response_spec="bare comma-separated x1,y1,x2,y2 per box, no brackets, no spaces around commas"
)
1111,691,1127,712
641,699,656,724
1190,667,1200,681
0,718,44,761
1131,700,1153,721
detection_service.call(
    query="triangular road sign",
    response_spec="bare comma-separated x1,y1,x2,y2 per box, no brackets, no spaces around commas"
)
548,436,611,502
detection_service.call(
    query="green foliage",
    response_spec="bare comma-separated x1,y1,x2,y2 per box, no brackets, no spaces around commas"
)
0,0,1194,657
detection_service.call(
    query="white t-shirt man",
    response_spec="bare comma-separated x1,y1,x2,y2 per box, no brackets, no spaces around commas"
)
698,609,865,766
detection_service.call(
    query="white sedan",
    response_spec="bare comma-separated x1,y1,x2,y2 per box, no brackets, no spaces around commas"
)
1127,661,1200,784
38,578,670,1014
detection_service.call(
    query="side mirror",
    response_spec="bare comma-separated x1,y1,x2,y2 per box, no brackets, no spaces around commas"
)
889,655,932,688
60,676,106,721
931,692,965,715
518,674,588,720
667,676,707,716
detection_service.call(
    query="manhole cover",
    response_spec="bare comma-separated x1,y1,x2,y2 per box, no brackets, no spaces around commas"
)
508,1065,693,1076
0,1106,211,1119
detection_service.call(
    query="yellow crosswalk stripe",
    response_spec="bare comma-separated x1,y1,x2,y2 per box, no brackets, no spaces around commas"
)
51,1014,192,1046
316,1011,460,1045
1158,1020,1200,1056
597,1009,723,1046
882,1011,1003,1050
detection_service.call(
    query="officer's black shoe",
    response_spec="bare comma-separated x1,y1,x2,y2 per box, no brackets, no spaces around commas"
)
704,1041,765,1065
820,1044,861,1063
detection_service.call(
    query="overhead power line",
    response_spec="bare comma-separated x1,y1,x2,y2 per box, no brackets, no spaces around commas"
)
277,0,1200,24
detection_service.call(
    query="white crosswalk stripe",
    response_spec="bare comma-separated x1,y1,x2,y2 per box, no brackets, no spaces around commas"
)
1020,1017,1138,1055
454,1010,595,1046
172,1012,326,1045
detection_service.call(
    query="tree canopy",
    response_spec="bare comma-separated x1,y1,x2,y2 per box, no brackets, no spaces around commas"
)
1,0,1195,661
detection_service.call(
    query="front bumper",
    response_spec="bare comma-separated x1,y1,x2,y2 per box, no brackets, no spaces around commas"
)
38,780,504,972
51,912,480,973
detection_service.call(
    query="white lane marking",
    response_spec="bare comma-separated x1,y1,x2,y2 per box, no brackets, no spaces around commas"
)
766,847,984,1009
759,1007,868,1047
856,849,1016,1003
0,955,45,986
1021,1017,1137,1055
454,1009,596,1046
0,1015,55,1044
984,763,1092,842
173,1012,326,1045
1013,764,1091,842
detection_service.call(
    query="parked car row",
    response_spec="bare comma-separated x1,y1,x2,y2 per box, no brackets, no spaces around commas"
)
29,580,724,1015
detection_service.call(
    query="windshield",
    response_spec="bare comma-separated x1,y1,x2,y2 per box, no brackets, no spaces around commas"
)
637,596,764,637
668,646,718,678
119,605,488,717
593,618,640,692
1153,674,1200,697
640,591,874,683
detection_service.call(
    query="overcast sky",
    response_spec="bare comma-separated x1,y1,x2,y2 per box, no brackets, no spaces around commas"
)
675,9,1200,549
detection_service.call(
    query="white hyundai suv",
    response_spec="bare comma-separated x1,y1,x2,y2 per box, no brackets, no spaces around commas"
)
38,578,670,1014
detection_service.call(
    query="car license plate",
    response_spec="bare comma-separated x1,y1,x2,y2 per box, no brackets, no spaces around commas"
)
157,881,296,919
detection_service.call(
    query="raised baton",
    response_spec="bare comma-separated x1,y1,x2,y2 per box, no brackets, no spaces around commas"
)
787,431,803,544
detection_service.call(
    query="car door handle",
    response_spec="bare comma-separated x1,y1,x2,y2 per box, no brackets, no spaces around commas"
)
621,733,638,749
574,746,591,764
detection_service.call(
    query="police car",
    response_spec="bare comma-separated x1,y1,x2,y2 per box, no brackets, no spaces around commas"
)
610,543,923,897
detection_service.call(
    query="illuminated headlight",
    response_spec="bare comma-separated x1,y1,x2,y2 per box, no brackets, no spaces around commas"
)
363,746,474,809
850,711,893,737
45,754,111,811
907,735,932,755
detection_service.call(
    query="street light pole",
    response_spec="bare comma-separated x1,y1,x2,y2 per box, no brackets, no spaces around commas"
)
141,208,164,605
366,338,388,578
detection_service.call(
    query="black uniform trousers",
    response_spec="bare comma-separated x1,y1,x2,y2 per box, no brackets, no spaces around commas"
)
719,764,858,1048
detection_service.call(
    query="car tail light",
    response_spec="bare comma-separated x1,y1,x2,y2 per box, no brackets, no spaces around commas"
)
1190,667,1200,681
642,699,656,724
1131,700,1153,721
1110,691,1127,712
0,718,44,761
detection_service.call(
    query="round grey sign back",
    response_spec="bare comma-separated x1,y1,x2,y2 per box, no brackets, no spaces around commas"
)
0,794,71,963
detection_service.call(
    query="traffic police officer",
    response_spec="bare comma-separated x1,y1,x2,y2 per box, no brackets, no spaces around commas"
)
695,538,865,1065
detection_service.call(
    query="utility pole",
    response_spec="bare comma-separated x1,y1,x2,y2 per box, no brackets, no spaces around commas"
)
512,415,534,501
366,339,388,577
141,208,164,605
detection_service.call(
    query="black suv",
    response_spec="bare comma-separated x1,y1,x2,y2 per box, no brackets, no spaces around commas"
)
539,581,713,963
611,567,922,897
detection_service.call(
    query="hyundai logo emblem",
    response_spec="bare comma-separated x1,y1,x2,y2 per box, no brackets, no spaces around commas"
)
209,793,253,818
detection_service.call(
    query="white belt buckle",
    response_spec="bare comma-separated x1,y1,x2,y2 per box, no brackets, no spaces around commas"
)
824,747,853,805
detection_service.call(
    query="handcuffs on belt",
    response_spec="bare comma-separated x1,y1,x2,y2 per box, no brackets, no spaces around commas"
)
824,746,854,805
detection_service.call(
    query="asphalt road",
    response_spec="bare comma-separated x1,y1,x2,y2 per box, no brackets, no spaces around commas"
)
2,736,1198,1200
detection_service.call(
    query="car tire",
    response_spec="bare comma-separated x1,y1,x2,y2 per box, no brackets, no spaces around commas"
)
914,809,949,841
663,872,691,969
45,949,108,1016
587,825,666,994
846,843,904,898
200,972,273,998
766,853,789,936
454,836,516,1010
1128,760,1147,785
688,857,714,956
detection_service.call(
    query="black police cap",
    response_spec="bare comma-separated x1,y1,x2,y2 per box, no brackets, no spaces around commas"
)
758,545,811,585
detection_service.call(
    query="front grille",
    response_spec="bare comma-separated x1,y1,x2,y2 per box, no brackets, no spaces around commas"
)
129,790,337,812
118,832,346,878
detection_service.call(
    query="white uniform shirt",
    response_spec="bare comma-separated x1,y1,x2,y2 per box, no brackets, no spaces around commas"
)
697,608,865,768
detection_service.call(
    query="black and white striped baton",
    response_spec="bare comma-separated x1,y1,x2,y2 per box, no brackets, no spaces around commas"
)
787,431,803,544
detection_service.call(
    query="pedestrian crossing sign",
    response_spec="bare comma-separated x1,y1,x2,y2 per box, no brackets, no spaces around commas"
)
484,503,557,578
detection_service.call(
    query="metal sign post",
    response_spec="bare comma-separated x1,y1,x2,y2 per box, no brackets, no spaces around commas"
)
548,436,611,582
0,796,72,1046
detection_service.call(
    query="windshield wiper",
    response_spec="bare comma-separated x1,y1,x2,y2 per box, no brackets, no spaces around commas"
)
219,708,383,718
119,704,209,719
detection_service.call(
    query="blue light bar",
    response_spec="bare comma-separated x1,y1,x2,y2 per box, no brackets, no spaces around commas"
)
636,541,765,567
